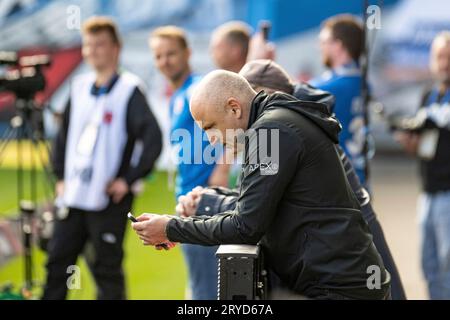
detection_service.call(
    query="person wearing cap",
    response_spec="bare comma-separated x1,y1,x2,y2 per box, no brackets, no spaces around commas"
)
176,59,406,300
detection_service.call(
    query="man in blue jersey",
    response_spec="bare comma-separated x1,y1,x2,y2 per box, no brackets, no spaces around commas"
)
310,14,369,186
149,26,228,300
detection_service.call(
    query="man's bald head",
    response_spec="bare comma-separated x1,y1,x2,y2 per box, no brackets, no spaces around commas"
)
190,70,257,151
191,70,255,117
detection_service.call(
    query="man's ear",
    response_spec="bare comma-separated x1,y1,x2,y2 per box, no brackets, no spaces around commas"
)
226,97,242,119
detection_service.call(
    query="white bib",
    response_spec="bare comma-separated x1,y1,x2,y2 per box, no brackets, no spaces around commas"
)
62,72,140,211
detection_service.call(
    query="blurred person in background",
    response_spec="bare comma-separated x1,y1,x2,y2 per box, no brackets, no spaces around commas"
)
43,17,162,300
210,20,276,73
149,26,228,300
210,21,251,73
310,14,369,187
394,31,450,299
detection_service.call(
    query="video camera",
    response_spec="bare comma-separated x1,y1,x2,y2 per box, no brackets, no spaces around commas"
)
216,245,268,300
0,51,50,100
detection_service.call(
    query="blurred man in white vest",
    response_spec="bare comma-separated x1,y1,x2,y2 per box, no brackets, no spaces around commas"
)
42,17,162,300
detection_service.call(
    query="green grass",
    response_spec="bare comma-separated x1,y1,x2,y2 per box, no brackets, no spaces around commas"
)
0,169,53,217
0,169,187,299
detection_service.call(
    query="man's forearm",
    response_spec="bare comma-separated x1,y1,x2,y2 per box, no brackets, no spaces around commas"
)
166,213,261,245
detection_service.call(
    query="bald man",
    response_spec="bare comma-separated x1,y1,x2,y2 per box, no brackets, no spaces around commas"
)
177,60,406,300
132,70,391,300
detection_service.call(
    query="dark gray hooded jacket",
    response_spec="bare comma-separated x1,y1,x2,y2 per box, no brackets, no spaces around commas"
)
167,91,389,299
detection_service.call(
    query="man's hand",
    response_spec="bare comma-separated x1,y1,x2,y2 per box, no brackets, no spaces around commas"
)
131,213,176,249
175,186,204,217
247,32,276,61
106,178,129,203
394,131,420,156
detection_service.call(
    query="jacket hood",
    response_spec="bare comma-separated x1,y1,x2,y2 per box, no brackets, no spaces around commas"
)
293,82,336,113
248,91,342,144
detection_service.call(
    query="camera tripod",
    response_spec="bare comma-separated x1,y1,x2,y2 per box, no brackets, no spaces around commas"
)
0,98,55,293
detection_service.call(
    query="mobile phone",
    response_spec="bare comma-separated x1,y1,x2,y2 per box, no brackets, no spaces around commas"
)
127,212,138,222
259,20,271,41
128,212,169,250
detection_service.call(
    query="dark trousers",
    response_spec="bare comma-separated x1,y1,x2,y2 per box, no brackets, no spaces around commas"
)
42,195,132,300
368,218,407,300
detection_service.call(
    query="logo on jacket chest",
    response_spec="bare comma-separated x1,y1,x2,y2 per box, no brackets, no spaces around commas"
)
246,162,279,176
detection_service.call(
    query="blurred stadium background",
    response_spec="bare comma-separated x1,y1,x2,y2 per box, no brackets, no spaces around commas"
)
1,0,450,299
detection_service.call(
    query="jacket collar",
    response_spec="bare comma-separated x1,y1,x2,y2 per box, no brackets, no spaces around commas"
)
247,91,268,129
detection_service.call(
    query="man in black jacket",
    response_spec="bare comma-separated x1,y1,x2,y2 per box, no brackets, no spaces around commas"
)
178,59,405,300
132,70,390,299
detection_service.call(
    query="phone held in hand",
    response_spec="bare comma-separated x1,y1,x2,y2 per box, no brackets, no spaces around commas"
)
259,20,271,40
127,212,169,250
127,212,138,222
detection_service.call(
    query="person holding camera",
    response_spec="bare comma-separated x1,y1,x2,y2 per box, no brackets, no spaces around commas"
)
395,31,450,299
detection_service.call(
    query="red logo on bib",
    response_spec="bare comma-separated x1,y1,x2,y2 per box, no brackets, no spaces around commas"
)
104,111,113,124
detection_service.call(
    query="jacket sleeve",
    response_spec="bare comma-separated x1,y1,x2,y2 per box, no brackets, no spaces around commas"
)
336,145,376,223
196,187,239,216
421,104,450,130
123,87,163,185
166,123,303,245
51,99,71,180
415,88,450,130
